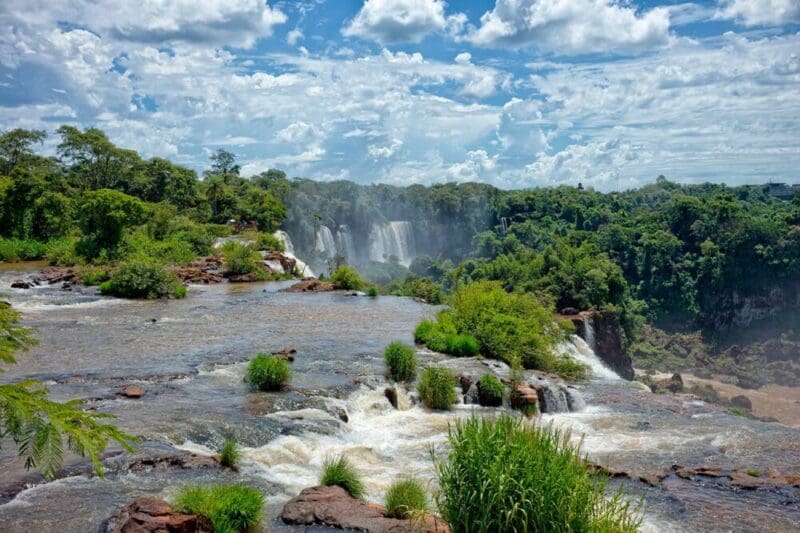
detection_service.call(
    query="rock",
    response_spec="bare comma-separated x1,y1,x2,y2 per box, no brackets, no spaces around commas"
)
227,272,260,283
174,256,224,284
120,385,146,399
736,373,763,390
651,373,683,393
263,251,296,275
564,311,634,380
284,278,336,293
37,266,76,285
281,485,448,532
105,496,212,533
463,383,479,405
509,384,538,416
560,307,579,316
384,387,398,409
476,380,503,407
458,373,473,393
272,347,297,361
729,394,752,410
10,279,33,289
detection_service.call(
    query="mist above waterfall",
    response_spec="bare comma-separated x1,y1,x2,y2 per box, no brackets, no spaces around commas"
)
368,221,416,266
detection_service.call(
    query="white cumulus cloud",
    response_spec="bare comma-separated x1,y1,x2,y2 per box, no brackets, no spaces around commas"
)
343,0,451,44
715,0,800,26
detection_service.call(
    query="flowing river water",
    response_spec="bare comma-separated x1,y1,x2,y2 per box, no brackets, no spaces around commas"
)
0,264,799,532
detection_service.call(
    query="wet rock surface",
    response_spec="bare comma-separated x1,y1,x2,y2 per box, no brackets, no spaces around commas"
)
284,277,336,292
281,485,449,532
104,497,212,533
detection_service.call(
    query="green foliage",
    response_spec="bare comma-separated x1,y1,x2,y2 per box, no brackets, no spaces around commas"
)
247,354,290,391
443,333,479,357
477,373,504,406
174,484,264,533
46,237,81,266
319,455,365,500
222,241,266,278
385,478,428,519
0,238,48,262
384,341,417,382
388,276,442,304
331,265,365,290
102,260,182,299
121,228,196,265
0,304,137,479
254,232,285,252
173,284,188,299
434,415,640,533
218,439,239,469
367,286,379,297
77,189,147,258
79,266,109,286
417,366,457,410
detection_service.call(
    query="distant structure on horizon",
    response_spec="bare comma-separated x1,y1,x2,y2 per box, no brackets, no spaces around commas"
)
764,182,800,200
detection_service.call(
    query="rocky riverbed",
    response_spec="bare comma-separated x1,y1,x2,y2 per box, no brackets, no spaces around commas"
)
1,263,799,532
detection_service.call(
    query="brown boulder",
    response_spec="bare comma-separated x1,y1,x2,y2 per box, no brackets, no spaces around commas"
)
106,496,212,533
120,385,146,399
509,384,538,416
729,394,752,411
384,387,399,409
281,485,448,532
272,347,297,361
284,278,336,292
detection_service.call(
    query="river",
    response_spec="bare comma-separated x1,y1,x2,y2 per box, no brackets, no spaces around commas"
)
0,264,798,532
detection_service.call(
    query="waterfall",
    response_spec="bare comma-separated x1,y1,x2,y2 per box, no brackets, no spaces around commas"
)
273,230,295,255
336,225,357,263
314,225,337,259
582,316,596,352
561,337,621,381
367,221,416,266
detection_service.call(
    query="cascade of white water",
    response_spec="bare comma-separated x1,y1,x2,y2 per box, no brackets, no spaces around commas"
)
336,224,357,263
367,221,415,266
272,230,314,277
582,316,597,352
273,230,295,255
561,337,621,381
314,225,337,259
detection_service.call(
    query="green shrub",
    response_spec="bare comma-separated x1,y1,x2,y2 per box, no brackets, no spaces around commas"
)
384,341,417,382
367,286,379,297
247,354,290,391
255,232,285,252
417,366,457,410
173,284,187,299
444,334,479,357
46,237,81,266
414,317,479,358
477,373,504,406
387,276,442,304
222,241,265,278
385,478,428,519
331,265,365,290
0,238,48,262
122,228,196,265
434,416,640,533
320,455,365,500
174,484,264,532
102,260,181,299
79,266,109,286
218,439,239,469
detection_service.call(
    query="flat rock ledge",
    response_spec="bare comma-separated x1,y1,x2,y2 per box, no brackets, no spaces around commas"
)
284,278,336,292
281,485,449,532
105,496,212,533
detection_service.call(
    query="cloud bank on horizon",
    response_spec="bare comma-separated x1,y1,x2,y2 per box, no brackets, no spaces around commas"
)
0,0,798,190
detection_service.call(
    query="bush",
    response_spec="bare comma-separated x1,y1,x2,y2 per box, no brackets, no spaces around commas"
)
122,228,196,265
331,265,365,290
385,478,428,519
247,354,290,391
79,266,109,286
174,484,264,532
222,241,266,278
443,334,479,357
417,366,457,410
102,260,181,299
384,341,417,382
255,232,285,252
367,286,379,297
0,238,48,262
414,317,479,358
218,439,239,469
173,284,187,299
387,276,442,304
320,455,365,500
477,373,504,407
434,416,640,533
46,237,81,266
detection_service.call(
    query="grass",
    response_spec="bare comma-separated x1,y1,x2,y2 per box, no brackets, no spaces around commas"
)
247,354,291,391
414,319,479,358
417,366,457,410
384,341,417,382
320,455,365,500
174,484,264,533
385,477,428,519
477,373,504,407
0,238,49,262
434,415,640,533
218,439,239,469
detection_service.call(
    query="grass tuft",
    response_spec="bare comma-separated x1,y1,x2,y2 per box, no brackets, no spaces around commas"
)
417,366,457,410
385,477,428,519
247,354,291,391
384,341,417,382
218,439,239,469
319,455,365,500
434,415,640,533
174,484,264,533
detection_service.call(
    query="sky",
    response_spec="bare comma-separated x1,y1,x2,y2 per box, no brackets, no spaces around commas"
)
0,0,799,191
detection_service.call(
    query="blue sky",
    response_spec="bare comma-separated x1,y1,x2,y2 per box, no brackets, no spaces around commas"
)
1,1,798,190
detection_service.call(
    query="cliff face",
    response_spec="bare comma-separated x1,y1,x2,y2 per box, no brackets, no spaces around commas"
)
567,311,634,380
707,283,800,330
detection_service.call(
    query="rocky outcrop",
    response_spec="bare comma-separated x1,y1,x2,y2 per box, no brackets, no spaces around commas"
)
708,283,800,330
284,278,336,292
119,385,146,398
174,256,223,284
509,384,539,416
105,497,212,533
281,485,448,532
262,251,296,275
11,267,78,289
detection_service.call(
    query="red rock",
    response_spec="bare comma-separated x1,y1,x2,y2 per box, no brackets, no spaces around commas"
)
107,497,212,533
284,278,336,292
509,384,538,416
120,385,145,398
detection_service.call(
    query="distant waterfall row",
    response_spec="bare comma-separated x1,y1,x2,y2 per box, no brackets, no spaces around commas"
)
312,221,416,266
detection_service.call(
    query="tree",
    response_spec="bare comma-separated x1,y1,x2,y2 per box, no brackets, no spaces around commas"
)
207,149,240,176
77,189,147,258
0,128,46,174
0,302,136,479
56,126,140,190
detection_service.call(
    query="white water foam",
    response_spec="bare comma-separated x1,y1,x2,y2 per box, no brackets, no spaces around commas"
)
561,337,621,381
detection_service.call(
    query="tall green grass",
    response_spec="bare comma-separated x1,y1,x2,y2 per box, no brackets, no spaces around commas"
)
247,354,291,391
320,455,365,500
384,341,417,382
434,415,640,533
174,484,264,533
0,238,49,262
417,366,457,410
385,477,428,519
218,438,239,469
